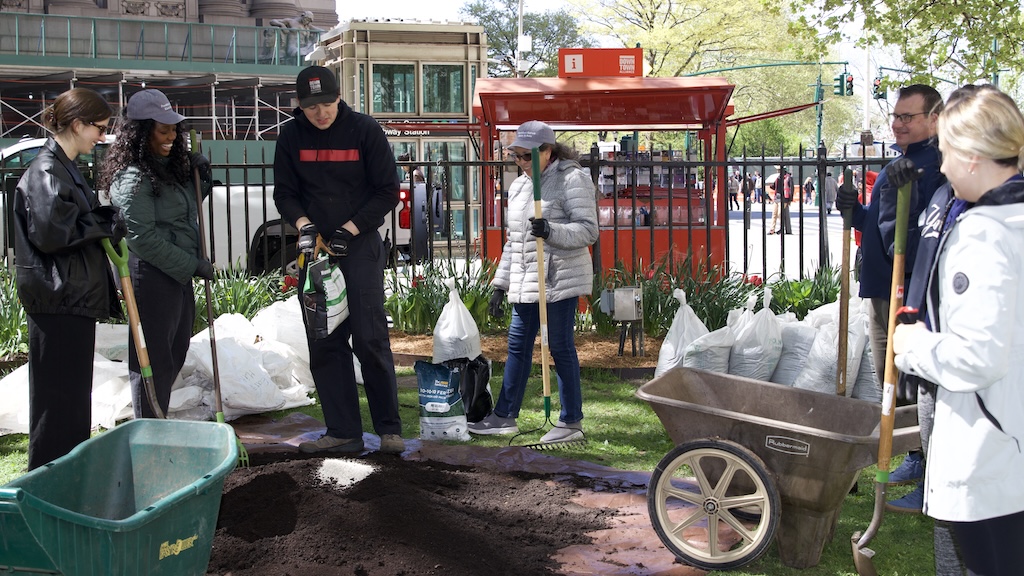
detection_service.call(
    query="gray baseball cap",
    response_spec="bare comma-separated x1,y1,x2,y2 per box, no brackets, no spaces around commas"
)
126,89,186,125
509,120,556,150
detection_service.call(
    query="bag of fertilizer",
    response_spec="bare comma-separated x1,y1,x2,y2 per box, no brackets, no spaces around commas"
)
415,360,471,441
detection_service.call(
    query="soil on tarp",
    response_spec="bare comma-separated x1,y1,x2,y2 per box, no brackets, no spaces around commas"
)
206,454,617,576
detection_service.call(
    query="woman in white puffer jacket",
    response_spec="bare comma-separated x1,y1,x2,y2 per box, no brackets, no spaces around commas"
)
469,121,598,444
894,86,1024,576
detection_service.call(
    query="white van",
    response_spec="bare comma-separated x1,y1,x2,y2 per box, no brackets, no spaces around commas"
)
0,137,417,273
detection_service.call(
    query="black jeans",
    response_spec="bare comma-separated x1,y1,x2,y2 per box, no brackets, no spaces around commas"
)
128,254,195,418
953,508,1024,576
302,233,402,439
27,313,96,470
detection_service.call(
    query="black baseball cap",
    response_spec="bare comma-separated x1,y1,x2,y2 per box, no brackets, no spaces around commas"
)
296,66,339,108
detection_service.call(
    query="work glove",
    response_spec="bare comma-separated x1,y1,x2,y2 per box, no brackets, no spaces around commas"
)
528,217,551,239
488,288,505,319
297,223,318,256
836,183,859,211
887,157,923,190
194,258,216,280
329,229,354,258
190,152,212,187
110,209,128,245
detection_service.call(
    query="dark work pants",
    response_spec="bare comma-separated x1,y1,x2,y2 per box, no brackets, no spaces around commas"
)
302,234,401,439
27,313,96,470
953,508,1024,576
128,254,195,419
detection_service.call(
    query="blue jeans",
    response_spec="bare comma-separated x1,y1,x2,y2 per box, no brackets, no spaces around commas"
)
494,297,583,424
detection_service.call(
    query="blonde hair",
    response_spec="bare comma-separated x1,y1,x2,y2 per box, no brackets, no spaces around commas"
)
938,86,1024,172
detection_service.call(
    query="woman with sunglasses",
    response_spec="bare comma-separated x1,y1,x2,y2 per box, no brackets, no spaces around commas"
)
98,89,212,419
469,120,598,444
894,85,1024,576
13,87,125,469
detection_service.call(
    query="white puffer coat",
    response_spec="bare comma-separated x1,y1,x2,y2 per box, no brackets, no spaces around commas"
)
492,158,599,304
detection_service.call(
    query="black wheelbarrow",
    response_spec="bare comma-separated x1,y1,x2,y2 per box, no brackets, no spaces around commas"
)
635,367,920,570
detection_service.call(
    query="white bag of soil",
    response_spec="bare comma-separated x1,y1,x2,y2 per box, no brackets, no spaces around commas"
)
769,323,818,386
682,325,735,374
728,289,783,381
433,278,482,364
655,289,709,378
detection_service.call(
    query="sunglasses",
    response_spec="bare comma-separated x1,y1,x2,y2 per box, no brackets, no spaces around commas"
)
509,151,533,162
88,121,110,135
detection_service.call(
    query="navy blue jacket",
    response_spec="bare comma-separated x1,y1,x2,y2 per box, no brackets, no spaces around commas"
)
851,138,945,299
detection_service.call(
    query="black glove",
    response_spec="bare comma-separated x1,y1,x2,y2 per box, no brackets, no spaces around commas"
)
488,289,505,318
190,153,212,186
194,258,215,280
110,209,128,245
297,223,317,256
887,157,923,190
528,217,551,239
329,229,354,257
836,183,859,211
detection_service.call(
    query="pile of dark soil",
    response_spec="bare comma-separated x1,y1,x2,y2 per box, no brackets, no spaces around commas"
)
206,454,615,576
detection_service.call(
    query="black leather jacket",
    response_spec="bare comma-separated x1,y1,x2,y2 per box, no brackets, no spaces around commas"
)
14,138,121,319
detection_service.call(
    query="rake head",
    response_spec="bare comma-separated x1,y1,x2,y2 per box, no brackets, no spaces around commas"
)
509,420,588,451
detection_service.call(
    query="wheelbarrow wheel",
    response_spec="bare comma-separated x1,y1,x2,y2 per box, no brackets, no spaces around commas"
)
647,438,781,571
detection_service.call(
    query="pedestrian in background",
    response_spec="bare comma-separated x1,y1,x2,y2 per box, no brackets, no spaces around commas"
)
470,120,598,444
894,84,1024,576
14,88,124,470
823,171,839,213
99,89,213,419
274,66,405,455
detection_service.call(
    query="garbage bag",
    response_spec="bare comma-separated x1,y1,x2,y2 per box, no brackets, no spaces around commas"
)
728,289,783,381
682,325,735,374
443,354,493,423
433,278,482,364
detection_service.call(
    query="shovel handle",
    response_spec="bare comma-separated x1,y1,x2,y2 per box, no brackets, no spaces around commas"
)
531,147,552,414
101,238,130,279
836,168,855,396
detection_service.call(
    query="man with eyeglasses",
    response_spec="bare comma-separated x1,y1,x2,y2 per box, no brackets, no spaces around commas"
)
837,84,946,513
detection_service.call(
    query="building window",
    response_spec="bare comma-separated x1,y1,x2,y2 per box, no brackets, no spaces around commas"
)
358,63,366,112
372,64,415,113
423,65,464,114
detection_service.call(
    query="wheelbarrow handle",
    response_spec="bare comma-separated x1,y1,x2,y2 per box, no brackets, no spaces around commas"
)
101,238,130,279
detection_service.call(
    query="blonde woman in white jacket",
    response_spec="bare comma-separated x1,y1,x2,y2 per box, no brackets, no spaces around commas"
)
468,121,598,444
894,86,1024,576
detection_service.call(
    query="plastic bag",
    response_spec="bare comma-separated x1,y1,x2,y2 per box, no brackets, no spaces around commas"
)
851,344,882,402
728,289,783,381
301,254,349,340
769,323,818,386
444,354,493,423
655,289,710,378
432,277,482,363
415,360,471,441
682,325,735,373
791,308,867,397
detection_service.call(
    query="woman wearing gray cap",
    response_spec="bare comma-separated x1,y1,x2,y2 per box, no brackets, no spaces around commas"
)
469,120,599,444
98,89,212,419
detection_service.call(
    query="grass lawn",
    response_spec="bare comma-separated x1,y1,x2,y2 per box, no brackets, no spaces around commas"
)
0,364,936,575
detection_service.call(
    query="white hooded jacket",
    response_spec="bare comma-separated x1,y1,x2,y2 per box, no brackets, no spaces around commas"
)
896,177,1024,522
492,158,599,304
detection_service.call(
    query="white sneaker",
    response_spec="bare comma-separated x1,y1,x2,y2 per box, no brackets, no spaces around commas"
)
539,421,584,444
468,413,518,435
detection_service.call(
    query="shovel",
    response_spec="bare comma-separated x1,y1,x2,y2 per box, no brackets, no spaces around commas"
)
102,238,165,419
836,169,854,396
851,176,917,575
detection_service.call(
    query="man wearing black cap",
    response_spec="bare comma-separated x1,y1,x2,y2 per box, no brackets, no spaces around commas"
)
274,65,404,455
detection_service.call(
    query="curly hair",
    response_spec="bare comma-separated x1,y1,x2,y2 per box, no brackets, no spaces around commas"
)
97,118,190,194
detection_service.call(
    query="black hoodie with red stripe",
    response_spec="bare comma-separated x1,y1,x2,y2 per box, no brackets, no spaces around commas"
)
273,99,399,238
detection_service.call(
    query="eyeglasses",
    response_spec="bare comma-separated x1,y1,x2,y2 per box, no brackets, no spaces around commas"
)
890,112,927,124
509,151,532,162
88,121,110,135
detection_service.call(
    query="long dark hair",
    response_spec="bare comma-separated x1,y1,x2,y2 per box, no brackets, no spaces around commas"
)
543,141,579,162
97,118,190,193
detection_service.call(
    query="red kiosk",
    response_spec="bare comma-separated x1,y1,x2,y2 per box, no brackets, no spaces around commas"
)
472,72,736,275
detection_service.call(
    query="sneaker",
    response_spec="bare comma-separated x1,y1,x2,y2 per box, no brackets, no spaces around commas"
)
886,483,924,514
379,434,404,454
539,421,584,444
889,452,925,485
467,413,518,435
298,434,364,454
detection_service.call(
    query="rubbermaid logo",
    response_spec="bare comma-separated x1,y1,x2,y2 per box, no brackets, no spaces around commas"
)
159,534,199,559
765,436,810,456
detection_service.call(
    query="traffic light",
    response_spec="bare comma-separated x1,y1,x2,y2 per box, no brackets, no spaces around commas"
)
872,77,886,100
834,74,844,95
845,74,854,96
